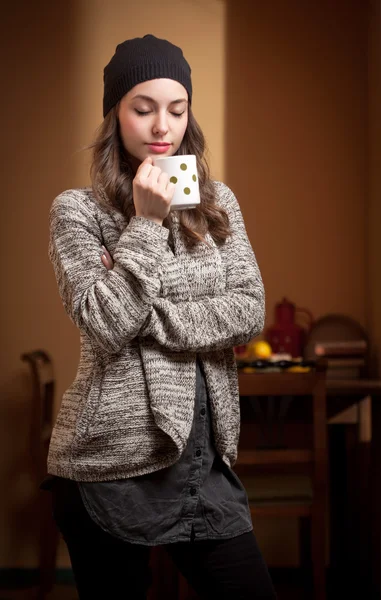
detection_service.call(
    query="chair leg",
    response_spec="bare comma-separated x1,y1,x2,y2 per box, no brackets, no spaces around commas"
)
298,515,312,591
311,372,328,600
311,500,326,600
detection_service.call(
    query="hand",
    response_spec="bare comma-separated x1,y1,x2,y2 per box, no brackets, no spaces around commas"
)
132,157,175,225
101,246,114,270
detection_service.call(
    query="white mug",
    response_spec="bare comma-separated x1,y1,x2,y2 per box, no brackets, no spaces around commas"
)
152,154,200,210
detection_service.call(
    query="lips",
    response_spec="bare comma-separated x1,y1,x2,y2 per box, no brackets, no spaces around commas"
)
148,143,171,147
147,142,172,154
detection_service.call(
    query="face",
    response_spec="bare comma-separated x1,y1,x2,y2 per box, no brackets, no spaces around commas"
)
118,78,189,169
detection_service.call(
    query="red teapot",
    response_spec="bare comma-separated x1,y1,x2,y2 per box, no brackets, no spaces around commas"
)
265,297,313,358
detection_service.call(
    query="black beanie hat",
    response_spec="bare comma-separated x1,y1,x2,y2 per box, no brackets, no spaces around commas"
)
103,34,192,117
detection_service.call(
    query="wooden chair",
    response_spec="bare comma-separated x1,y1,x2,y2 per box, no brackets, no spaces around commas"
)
236,361,328,600
21,350,59,599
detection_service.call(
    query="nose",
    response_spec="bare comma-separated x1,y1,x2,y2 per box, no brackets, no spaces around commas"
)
152,111,169,136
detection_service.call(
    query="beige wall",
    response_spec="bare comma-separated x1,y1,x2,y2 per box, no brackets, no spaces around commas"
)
225,0,369,566
226,0,368,331
1,0,225,568
1,0,79,569
368,0,381,377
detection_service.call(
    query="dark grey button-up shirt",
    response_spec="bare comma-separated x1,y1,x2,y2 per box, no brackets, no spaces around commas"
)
78,360,252,545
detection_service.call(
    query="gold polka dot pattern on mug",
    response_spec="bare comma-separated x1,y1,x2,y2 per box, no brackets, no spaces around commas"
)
168,163,197,195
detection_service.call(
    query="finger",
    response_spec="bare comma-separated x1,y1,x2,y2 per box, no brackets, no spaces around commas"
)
102,245,111,259
101,254,111,270
135,157,153,179
137,156,153,171
157,171,170,187
146,166,162,183
101,246,114,270
166,181,176,199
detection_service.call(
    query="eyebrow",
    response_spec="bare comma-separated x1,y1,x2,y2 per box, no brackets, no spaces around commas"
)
131,94,188,105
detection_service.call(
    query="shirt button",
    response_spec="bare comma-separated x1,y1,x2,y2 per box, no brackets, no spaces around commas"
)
196,449,202,457
200,408,206,416
190,487,197,496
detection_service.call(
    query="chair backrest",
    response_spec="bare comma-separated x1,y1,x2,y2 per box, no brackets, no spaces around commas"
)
21,350,55,482
238,360,327,465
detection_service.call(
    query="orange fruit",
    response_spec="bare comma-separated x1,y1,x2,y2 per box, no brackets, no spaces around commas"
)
250,340,272,359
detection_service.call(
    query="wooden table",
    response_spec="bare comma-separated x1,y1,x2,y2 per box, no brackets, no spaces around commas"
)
238,366,328,600
238,370,381,598
326,378,381,598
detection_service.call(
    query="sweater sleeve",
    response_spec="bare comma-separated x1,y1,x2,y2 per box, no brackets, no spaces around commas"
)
49,190,169,354
140,183,265,352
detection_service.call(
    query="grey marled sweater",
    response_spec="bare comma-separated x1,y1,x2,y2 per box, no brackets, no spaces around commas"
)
47,182,265,481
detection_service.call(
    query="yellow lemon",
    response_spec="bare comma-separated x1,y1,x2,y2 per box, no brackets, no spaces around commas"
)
250,340,272,359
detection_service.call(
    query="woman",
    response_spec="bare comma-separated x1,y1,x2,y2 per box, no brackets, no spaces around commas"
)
46,34,275,599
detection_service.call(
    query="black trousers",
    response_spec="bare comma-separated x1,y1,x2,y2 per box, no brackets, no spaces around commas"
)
51,477,277,600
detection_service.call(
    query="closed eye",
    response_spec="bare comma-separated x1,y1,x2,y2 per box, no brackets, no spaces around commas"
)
134,109,186,118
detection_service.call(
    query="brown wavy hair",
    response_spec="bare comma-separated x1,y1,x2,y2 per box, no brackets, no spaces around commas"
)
89,105,231,248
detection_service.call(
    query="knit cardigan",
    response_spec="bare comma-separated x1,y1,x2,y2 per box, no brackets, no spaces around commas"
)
47,181,265,482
